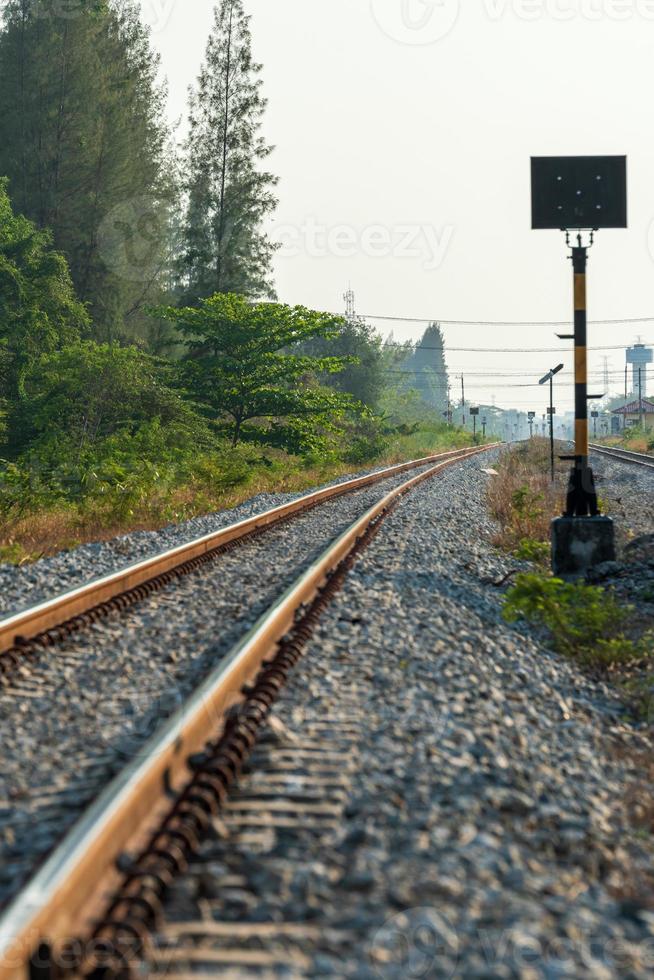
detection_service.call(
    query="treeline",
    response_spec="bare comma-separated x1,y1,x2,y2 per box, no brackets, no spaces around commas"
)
0,0,279,343
0,0,455,551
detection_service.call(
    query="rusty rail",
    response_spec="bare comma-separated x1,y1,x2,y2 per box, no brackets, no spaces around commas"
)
0,443,495,979
589,443,654,469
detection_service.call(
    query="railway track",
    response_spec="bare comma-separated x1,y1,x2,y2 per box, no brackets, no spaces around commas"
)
0,445,495,682
589,442,654,469
0,443,495,979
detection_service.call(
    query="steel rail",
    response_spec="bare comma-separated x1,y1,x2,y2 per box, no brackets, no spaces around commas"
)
589,443,654,469
0,443,494,979
0,445,499,658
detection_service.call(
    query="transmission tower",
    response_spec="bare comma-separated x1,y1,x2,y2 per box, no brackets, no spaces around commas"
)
343,284,356,321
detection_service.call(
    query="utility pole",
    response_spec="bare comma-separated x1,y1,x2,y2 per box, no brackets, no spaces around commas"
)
482,417,487,439
460,375,465,428
447,384,452,426
624,363,628,432
639,367,644,428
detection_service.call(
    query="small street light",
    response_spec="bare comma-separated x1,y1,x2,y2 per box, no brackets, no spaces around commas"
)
539,363,564,482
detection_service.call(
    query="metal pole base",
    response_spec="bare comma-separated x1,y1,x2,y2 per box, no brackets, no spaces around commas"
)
552,515,616,577
564,462,599,518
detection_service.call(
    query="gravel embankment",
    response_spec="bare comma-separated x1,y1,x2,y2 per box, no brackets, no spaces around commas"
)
587,452,654,625
590,450,654,545
0,457,476,913
147,450,654,979
0,459,449,619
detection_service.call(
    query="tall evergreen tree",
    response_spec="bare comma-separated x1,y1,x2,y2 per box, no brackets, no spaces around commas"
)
401,323,449,412
180,0,278,304
0,0,175,341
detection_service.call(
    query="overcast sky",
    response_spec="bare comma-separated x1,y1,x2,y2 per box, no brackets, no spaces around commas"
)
141,0,654,412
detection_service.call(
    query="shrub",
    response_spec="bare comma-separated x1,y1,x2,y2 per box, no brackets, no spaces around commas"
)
513,538,550,565
503,572,647,665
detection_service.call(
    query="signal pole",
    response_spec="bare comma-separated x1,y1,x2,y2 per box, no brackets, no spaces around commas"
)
561,236,599,516
539,363,563,483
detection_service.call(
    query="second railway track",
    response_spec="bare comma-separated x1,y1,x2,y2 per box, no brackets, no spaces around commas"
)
589,442,654,469
0,443,496,979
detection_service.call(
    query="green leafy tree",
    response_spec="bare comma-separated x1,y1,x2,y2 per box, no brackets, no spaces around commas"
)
0,0,174,341
296,316,385,409
179,0,278,303
155,294,354,447
0,179,89,443
16,342,197,454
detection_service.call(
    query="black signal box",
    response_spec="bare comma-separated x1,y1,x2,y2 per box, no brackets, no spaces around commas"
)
531,156,627,230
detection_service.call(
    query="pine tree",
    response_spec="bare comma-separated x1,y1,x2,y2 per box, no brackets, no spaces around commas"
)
402,323,449,412
0,0,175,342
180,0,278,304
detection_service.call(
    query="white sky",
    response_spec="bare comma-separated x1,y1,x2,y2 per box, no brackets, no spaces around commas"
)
141,0,654,412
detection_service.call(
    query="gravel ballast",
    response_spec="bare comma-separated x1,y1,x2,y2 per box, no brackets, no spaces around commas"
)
0,457,472,913
146,449,654,979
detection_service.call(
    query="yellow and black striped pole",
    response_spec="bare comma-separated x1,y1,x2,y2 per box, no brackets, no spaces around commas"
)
565,242,599,517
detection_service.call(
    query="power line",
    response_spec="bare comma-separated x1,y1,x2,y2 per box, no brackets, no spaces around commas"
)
382,341,653,353
364,312,654,327
382,373,587,389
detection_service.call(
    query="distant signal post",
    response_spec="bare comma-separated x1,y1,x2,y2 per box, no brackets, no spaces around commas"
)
470,407,480,442
539,363,563,483
531,155,627,574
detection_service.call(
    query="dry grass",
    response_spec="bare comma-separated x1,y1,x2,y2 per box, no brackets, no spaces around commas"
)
486,438,565,553
601,432,653,455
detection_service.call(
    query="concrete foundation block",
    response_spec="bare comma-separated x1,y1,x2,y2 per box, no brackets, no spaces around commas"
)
551,516,616,578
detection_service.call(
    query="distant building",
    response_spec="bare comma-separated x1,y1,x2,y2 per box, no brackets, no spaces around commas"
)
626,344,653,398
611,398,654,431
